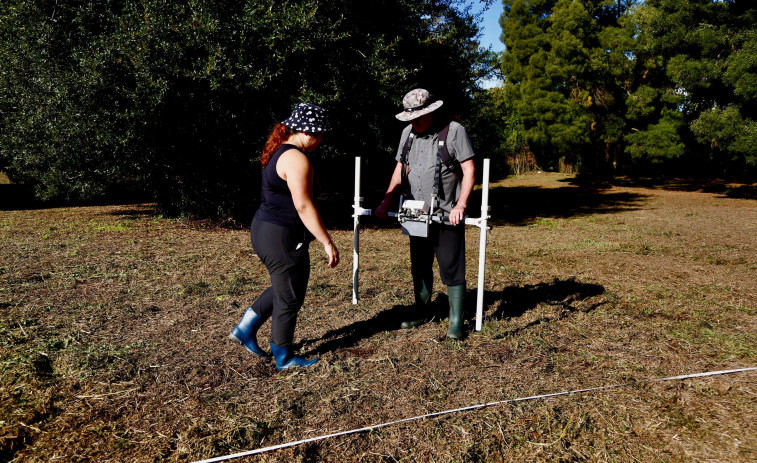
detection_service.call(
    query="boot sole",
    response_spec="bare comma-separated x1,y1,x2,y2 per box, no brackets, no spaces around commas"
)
277,358,319,370
244,344,267,357
230,333,268,356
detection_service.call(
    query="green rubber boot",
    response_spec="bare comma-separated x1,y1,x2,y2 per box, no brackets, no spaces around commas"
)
401,276,432,329
446,285,465,339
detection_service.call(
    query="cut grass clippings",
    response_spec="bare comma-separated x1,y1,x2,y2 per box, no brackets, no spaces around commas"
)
1,173,756,462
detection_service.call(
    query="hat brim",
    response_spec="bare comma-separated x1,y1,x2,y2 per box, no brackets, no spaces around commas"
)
395,100,443,121
282,119,330,133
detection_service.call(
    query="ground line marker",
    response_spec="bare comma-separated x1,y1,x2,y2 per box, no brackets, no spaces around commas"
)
192,367,756,463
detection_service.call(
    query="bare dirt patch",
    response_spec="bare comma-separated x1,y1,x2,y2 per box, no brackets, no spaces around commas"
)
1,173,755,462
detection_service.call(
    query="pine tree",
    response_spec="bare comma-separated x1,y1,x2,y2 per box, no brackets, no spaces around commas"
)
500,0,638,180
630,0,757,176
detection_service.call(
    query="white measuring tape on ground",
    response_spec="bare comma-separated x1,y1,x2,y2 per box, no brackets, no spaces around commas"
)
192,367,756,463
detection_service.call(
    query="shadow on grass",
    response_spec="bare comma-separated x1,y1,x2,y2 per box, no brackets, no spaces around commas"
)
0,184,153,211
101,204,160,218
723,185,757,199
300,303,413,357
483,278,606,337
0,184,40,210
486,185,648,227
612,176,757,199
304,278,605,354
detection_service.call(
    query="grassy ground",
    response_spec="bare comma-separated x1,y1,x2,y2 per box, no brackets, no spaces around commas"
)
1,172,755,462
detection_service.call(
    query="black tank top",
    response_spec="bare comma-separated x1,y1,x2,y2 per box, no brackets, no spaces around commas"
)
254,144,303,228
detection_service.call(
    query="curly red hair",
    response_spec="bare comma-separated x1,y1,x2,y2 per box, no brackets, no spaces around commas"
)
260,123,293,169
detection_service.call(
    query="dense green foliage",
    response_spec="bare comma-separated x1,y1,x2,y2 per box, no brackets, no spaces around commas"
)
500,0,757,179
630,0,757,176
500,0,637,178
5,0,752,214
0,0,492,217
467,87,531,177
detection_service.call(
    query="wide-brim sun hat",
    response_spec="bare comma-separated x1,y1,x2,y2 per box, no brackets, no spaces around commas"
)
282,102,330,133
395,88,443,121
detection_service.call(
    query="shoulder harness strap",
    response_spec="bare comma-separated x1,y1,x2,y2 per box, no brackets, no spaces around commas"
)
400,131,415,164
400,131,415,194
433,123,454,200
438,123,453,168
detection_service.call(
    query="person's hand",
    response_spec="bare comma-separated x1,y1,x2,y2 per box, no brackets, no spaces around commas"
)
324,241,339,268
375,198,392,219
449,204,466,226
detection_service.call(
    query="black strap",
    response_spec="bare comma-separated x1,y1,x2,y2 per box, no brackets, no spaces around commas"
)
433,123,453,200
438,123,452,167
400,132,414,194
400,131,414,164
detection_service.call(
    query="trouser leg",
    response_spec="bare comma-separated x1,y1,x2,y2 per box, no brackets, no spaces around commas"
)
435,223,466,287
268,255,309,347
251,218,311,348
251,286,275,319
410,235,434,307
401,235,435,328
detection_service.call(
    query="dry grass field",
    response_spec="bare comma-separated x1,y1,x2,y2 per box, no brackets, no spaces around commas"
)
1,172,755,462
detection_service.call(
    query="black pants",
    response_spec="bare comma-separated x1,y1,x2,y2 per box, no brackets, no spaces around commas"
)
409,222,466,290
249,218,310,347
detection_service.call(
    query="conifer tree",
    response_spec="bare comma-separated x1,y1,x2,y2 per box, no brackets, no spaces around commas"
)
500,0,638,180
500,0,756,178
629,0,757,176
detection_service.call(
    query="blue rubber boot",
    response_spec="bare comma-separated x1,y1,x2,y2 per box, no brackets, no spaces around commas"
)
228,307,267,356
270,342,319,370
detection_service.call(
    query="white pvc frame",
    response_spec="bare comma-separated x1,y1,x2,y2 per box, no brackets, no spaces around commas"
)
352,157,491,331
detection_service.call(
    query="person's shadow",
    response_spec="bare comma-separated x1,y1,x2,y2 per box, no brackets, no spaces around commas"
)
300,277,605,356
483,277,606,337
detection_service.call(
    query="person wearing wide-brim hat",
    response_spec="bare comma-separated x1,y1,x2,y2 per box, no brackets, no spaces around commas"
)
375,88,477,340
229,102,339,370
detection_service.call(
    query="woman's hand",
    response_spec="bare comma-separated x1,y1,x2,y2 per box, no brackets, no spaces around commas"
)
279,148,338,267
324,241,340,268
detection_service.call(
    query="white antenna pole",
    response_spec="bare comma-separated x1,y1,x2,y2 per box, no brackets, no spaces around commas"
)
352,157,362,304
475,158,491,331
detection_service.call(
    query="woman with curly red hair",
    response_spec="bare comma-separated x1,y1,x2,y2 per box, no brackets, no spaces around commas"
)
229,103,339,370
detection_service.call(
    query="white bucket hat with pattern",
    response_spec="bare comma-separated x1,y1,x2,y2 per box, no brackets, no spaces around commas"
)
395,88,443,121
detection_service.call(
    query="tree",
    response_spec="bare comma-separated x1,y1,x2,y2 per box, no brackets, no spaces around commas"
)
630,0,757,177
0,0,491,217
0,1,145,202
499,0,639,180
467,87,534,177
